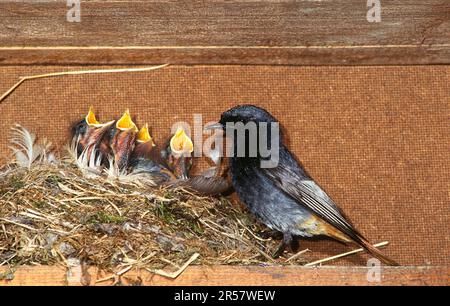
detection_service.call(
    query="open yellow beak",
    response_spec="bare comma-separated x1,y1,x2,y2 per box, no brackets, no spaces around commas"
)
170,126,194,155
116,109,138,132
137,123,156,146
84,106,114,128
85,106,101,127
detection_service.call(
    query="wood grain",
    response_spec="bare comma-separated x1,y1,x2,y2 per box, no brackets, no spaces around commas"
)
0,0,449,65
0,265,448,286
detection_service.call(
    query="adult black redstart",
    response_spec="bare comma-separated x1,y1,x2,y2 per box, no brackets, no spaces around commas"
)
206,105,398,265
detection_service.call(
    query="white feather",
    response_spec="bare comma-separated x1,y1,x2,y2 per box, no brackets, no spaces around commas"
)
68,135,156,186
69,135,103,178
9,124,54,169
105,155,127,180
103,155,157,186
66,136,80,163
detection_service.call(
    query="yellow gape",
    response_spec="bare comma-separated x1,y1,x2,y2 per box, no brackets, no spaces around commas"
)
116,109,138,132
170,126,194,155
84,106,114,128
137,123,155,146
85,106,101,127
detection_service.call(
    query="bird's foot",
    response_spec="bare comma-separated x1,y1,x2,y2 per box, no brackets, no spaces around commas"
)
271,233,298,259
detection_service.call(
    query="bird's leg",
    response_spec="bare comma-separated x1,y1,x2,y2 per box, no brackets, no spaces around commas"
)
272,233,293,259
290,237,300,253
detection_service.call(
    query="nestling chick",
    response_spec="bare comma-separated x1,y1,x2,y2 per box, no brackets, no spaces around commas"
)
132,123,156,159
129,123,176,184
171,141,232,196
177,141,232,196
207,105,398,265
71,106,114,159
110,109,138,173
162,126,194,179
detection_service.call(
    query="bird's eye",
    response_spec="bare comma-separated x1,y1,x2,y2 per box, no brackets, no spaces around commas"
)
74,122,86,135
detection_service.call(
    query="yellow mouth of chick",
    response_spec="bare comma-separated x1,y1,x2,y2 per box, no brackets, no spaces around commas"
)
85,106,101,127
116,109,138,132
170,127,194,155
137,123,155,146
85,106,114,128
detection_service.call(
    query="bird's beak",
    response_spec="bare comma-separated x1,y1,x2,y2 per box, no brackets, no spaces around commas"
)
169,126,194,156
204,122,223,131
85,106,105,128
137,123,156,147
116,109,138,132
112,109,138,171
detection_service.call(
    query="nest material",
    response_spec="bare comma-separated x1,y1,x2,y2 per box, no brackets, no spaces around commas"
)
0,159,309,275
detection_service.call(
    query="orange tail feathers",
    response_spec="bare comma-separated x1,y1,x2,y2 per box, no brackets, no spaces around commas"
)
320,222,399,266
357,237,400,266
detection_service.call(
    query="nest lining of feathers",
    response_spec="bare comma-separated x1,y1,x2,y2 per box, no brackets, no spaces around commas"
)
0,125,310,277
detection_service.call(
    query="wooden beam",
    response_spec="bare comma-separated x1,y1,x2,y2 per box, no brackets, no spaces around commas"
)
2,45,449,66
0,0,449,65
1,265,448,286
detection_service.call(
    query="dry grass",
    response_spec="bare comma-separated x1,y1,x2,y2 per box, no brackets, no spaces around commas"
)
0,158,308,275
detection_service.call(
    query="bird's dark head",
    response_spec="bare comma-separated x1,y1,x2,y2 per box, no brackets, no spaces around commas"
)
71,106,113,140
207,105,281,168
218,105,277,126
71,119,88,139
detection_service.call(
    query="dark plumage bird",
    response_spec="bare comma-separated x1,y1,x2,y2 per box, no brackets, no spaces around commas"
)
71,106,114,159
207,105,398,265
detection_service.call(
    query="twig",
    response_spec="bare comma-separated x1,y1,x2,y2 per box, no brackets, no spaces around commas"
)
95,265,133,284
285,248,310,263
108,202,122,217
146,253,199,279
1,224,8,239
199,218,275,263
0,253,17,267
304,241,390,267
237,219,271,242
59,196,111,202
0,218,38,232
0,64,169,104
19,212,52,223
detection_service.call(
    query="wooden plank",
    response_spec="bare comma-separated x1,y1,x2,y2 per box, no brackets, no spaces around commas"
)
1,265,448,286
1,45,449,66
0,0,449,65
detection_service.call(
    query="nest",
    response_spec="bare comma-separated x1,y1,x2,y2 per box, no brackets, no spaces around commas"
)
0,156,311,277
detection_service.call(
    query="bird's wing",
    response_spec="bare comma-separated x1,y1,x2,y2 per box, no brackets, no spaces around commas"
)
261,162,399,266
260,162,363,242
